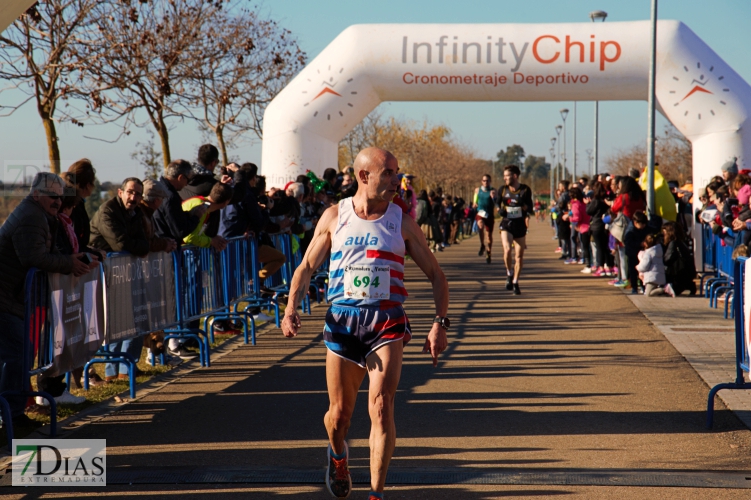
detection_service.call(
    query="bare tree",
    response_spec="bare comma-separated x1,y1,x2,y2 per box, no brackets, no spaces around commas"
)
605,124,693,183
83,0,227,169
0,0,98,173
183,6,305,165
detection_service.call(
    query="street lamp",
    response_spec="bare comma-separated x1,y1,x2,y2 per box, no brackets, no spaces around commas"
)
590,10,607,177
646,0,658,215
550,137,557,199
555,124,562,188
560,109,569,183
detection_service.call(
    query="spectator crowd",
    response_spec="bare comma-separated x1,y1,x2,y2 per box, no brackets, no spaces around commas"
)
550,163,710,298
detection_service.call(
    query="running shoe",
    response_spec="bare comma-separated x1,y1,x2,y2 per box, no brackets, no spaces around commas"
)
611,267,619,276
513,283,521,295
664,283,676,297
554,247,562,253
326,442,352,498
576,259,584,265
607,278,621,285
478,245,485,257
563,259,577,264
592,268,605,277
615,280,630,289
505,275,513,290
368,495,384,500
580,267,592,274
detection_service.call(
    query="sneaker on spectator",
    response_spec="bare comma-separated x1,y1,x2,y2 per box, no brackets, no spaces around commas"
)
554,247,562,253
581,267,593,274
664,283,676,297
563,258,577,264
36,390,86,406
576,259,584,265
254,311,275,322
612,267,619,276
592,268,605,277
615,280,630,288
608,278,621,285
167,346,198,359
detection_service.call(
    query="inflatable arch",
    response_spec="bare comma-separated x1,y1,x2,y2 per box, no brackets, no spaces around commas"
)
262,20,751,203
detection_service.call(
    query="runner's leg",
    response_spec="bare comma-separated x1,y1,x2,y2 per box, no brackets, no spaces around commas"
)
513,236,526,282
501,230,514,275
366,341,403,494
477,218,486,254
325,350,367,455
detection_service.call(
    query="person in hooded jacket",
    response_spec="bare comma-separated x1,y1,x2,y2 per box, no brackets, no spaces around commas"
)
662,222,697,296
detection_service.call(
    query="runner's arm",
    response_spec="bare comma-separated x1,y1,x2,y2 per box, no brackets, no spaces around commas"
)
403,214,449,366
282,205,337,337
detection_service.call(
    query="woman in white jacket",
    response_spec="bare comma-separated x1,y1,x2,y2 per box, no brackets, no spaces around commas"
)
636,234,675,297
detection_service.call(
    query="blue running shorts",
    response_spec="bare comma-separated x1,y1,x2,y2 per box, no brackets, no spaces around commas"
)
323,303,412,368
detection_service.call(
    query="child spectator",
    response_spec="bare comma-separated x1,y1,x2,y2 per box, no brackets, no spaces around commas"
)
637,234,675,297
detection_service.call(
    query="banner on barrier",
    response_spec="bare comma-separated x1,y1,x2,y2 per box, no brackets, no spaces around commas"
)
104,252,176,343
48,266,105,377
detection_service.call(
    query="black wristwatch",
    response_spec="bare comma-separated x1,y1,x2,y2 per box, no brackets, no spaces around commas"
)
433,316,450,329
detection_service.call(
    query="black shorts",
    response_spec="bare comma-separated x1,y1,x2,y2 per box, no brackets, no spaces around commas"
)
500,218,527,239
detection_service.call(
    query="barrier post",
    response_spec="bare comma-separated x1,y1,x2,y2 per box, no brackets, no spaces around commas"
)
706,257,751,429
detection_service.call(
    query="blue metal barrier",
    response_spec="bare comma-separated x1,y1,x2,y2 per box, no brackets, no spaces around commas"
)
701,225,737,318
267,234,311,316
241,237,281,327
706,257,751,429
163,247,211,367
0,269,58,443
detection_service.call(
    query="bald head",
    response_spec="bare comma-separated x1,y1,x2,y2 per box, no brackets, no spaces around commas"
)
353,147,397,176
352,147,400,203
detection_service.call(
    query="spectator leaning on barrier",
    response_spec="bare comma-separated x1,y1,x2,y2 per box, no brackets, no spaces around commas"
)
140,179,178,253
181,182,233,251
0,173,96,423
89,178,150,257
721,157,738,185
219,162,264,239
153,160,208,242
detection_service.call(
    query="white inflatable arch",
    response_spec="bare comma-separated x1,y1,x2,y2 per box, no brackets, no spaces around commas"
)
262,20,751,201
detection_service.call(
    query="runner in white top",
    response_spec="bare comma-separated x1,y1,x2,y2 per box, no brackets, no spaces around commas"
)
282,148,449,500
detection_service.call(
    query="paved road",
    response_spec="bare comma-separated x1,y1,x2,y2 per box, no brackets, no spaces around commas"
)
10,220,751,499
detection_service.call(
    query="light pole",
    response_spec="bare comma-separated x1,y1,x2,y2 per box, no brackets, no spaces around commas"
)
590,11,607,177
646,0,658,215
550,137,557,200
573,102,577,182
560,109,569,183
555,124,562,189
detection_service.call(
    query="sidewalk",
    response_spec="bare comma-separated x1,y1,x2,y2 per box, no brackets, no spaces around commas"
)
627,292,751,429
3,222,750,498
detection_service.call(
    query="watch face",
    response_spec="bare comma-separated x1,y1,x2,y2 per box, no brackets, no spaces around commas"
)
669,60,730,121
441,317,450,328
301,64,359,121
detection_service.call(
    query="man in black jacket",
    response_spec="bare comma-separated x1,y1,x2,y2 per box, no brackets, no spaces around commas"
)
89,178,150,257
153,160,208,242
0,173,93,422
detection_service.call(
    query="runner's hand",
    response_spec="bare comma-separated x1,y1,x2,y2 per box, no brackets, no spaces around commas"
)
423,324,448,367
282,310,302,338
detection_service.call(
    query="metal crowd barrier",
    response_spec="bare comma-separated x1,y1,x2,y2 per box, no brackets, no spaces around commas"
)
0,269,58,444
701,224,737,318
706,257,751,428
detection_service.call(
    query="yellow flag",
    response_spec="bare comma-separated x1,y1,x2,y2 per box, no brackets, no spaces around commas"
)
639,167,677,221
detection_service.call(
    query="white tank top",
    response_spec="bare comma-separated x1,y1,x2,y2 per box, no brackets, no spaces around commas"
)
327,199,407,306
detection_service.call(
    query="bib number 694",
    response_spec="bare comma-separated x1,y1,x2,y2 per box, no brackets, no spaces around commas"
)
353,275,380,288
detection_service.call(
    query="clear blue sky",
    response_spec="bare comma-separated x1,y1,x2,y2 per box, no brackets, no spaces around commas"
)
1,0,750,182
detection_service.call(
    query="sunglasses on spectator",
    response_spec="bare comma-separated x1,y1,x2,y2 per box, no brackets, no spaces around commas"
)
39,190,62,200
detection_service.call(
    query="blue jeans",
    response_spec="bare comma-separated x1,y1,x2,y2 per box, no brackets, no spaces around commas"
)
0,312,29,418
104,336,143,378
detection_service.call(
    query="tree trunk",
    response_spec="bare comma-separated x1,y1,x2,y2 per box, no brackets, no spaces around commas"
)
41,114,61,174
216,127,228,166
157,121,171,170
